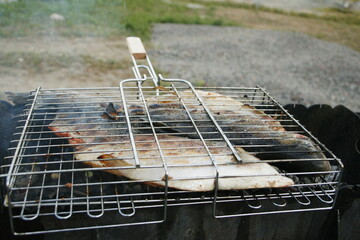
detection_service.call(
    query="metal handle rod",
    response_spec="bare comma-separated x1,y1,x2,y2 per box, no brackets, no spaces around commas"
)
131,60,159,86
127,37,159,86
132,65,158,86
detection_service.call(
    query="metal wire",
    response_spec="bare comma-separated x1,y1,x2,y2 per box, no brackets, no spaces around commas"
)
1,51,343,235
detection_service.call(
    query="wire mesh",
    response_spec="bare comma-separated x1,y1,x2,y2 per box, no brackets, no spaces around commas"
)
1,85,343,235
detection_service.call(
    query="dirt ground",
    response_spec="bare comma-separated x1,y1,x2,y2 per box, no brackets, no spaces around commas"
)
0,36,134,95
0,2,359,109
215,7,360,51
202,0,360,12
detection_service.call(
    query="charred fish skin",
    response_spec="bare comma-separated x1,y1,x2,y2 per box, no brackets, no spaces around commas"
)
215,113,331,172
124,102,331,173
44,89,329,174
74,134,294,191
44,99,295,191
265,132,331,173
100,101,330,173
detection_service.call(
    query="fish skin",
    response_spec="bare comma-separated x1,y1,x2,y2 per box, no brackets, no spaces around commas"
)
49,120,295,191
143,90,331,173
74,135,294,191
44,91,294,191
45,90,330,173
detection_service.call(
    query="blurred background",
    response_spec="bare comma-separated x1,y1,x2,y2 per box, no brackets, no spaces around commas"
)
0,0,359,111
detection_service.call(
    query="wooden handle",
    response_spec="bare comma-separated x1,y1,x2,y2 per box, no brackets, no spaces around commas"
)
126,37,147,60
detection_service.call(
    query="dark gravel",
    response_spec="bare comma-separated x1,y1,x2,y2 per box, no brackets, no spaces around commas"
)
150,24,360,112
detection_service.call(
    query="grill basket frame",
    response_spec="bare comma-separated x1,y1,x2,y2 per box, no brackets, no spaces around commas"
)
1,85,343,235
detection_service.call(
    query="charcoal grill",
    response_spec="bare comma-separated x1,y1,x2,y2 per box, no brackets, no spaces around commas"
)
1,37,343,235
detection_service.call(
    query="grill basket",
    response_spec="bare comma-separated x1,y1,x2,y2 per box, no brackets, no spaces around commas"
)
1,38,343,235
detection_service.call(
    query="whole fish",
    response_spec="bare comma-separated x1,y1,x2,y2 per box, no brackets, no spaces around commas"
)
74,135,294,191
44,91,294,191
132,90,331,173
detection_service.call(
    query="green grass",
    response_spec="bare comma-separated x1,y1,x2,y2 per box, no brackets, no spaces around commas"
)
122,0,360,39
123,0,232,39
0,0,125,37
0,0,231,39
1,0,359,46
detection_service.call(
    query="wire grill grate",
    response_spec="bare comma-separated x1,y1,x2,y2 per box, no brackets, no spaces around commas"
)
1,37,343,235
1,86,342,235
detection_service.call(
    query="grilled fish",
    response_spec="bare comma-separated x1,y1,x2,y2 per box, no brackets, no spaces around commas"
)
45,88,331,191
74,135,294,191
133,90,331,173
45,91,294,191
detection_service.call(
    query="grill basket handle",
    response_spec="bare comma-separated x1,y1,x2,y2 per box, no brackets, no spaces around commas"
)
126,37,147,60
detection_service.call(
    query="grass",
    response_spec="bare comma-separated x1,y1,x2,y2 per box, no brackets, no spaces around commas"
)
0,0,231,39
0,0,125,37
123,0,232,39
0,0,359,50
122,0,360,50
0,0,359,91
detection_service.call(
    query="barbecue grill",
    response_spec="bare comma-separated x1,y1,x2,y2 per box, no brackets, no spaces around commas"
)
1,37,343,236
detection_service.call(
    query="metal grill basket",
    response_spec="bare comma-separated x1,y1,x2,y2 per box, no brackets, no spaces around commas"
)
1,37,343,235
